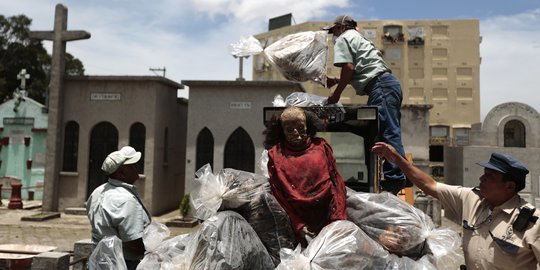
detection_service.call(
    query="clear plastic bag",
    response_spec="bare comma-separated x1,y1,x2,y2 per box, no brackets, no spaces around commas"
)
346,189,462,269
143,221,171,252
283,92,344,107
240,185,297,266
88,236,127,270
230,35,264,57
190,164,269,220
264,31,328,85
258,149,269,178
176,211,274,270
137,233,193,270
276,220,435,270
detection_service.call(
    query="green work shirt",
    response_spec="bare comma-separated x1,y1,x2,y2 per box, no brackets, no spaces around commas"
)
86,178,151,260
333,29,389,95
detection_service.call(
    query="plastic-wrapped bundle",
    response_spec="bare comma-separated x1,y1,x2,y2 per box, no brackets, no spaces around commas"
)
241,185,297,266
88,236,127,270
347,190,432,257
276,220,435,270
283,92,344,108
175,211,274,270
190,164,296,266
143,221,171,252
138,233,193,270
230,36,263,57
346,189,462,269
264,31,328,85
190,164,268,220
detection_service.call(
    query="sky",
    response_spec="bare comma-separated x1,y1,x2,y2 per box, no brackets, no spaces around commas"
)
1,0,540,120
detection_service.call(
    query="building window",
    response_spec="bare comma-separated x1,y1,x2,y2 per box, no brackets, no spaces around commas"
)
382,25,404,44
432,25,449,37
429,145,444,162
504,120,526,147
62,121,79,172
454,128,470,146
430,125,449,145
431,165,444,181
407,26,425,45
196,127,214,171
224,127,254,172
129,122,145,173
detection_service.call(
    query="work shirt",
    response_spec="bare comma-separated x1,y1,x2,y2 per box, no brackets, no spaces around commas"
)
86,178,151,260
437,183,540,270
333,29,389,95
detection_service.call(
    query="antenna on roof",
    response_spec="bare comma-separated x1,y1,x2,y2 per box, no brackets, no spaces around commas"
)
149,67,166,77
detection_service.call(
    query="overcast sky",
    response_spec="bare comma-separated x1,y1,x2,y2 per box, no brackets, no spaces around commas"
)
1,0,539,120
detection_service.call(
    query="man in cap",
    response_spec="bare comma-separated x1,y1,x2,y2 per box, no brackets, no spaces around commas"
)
324,15,410,195
86,146,151,270
372,142,540,269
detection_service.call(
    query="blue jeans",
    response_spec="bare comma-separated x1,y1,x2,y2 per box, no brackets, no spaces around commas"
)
367,72,407,192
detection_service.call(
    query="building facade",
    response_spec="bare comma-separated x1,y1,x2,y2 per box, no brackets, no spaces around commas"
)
182,80,304,194
445,102,540,211
54,76,187,215
0,92,48,200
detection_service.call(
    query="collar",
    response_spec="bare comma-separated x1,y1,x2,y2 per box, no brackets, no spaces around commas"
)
492,194,521,215
283,137,312,152
108,178,136,191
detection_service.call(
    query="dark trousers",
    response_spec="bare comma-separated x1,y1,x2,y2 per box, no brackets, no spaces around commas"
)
367,72,407,191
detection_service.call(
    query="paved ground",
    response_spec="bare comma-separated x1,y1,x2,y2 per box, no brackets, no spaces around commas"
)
0,199,199,253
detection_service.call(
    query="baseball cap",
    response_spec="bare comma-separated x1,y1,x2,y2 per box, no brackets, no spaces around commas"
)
323,15,356,33
477,152,529,190
101,146,141,175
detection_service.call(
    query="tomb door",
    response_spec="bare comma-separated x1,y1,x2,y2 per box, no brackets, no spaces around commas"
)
87,122,118,198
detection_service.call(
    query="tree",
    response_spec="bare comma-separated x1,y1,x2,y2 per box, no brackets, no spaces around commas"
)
0,14,85,104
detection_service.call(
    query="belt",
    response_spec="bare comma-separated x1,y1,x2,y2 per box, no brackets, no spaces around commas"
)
364,71,391,94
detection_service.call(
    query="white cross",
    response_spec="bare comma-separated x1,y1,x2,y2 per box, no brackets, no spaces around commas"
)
17,69,30,90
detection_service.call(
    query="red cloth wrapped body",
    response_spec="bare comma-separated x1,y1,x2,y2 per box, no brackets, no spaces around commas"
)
267,137,348,246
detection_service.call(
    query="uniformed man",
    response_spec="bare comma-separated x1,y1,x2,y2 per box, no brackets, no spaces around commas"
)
372,142,540,270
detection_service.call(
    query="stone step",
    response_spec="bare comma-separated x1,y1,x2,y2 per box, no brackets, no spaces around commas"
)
64,207,87,215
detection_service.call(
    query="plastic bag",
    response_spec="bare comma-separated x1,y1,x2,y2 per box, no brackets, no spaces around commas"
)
88,236,127,270
284,92,344,107
143,221,171,252
240,185,297,266
272,94,286,107
347,190,432,257
230,35,264,57
190,164,269,220
175,211,274,270
276,220,434,270
264,31,328,85
346,189,462,268
258,149,269,178
137,233,193,270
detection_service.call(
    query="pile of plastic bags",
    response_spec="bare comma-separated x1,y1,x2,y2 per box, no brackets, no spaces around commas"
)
91,164,462,270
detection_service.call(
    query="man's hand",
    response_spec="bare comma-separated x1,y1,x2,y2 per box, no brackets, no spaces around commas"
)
371,142,399,163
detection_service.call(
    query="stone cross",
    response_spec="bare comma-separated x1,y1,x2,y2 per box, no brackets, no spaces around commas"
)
29,4,91,211
17,69,30,90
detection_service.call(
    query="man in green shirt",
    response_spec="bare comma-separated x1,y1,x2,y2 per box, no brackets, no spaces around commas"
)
324,15,410,194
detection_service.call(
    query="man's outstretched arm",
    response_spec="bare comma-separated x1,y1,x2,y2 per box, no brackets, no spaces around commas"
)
372,142,438,198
